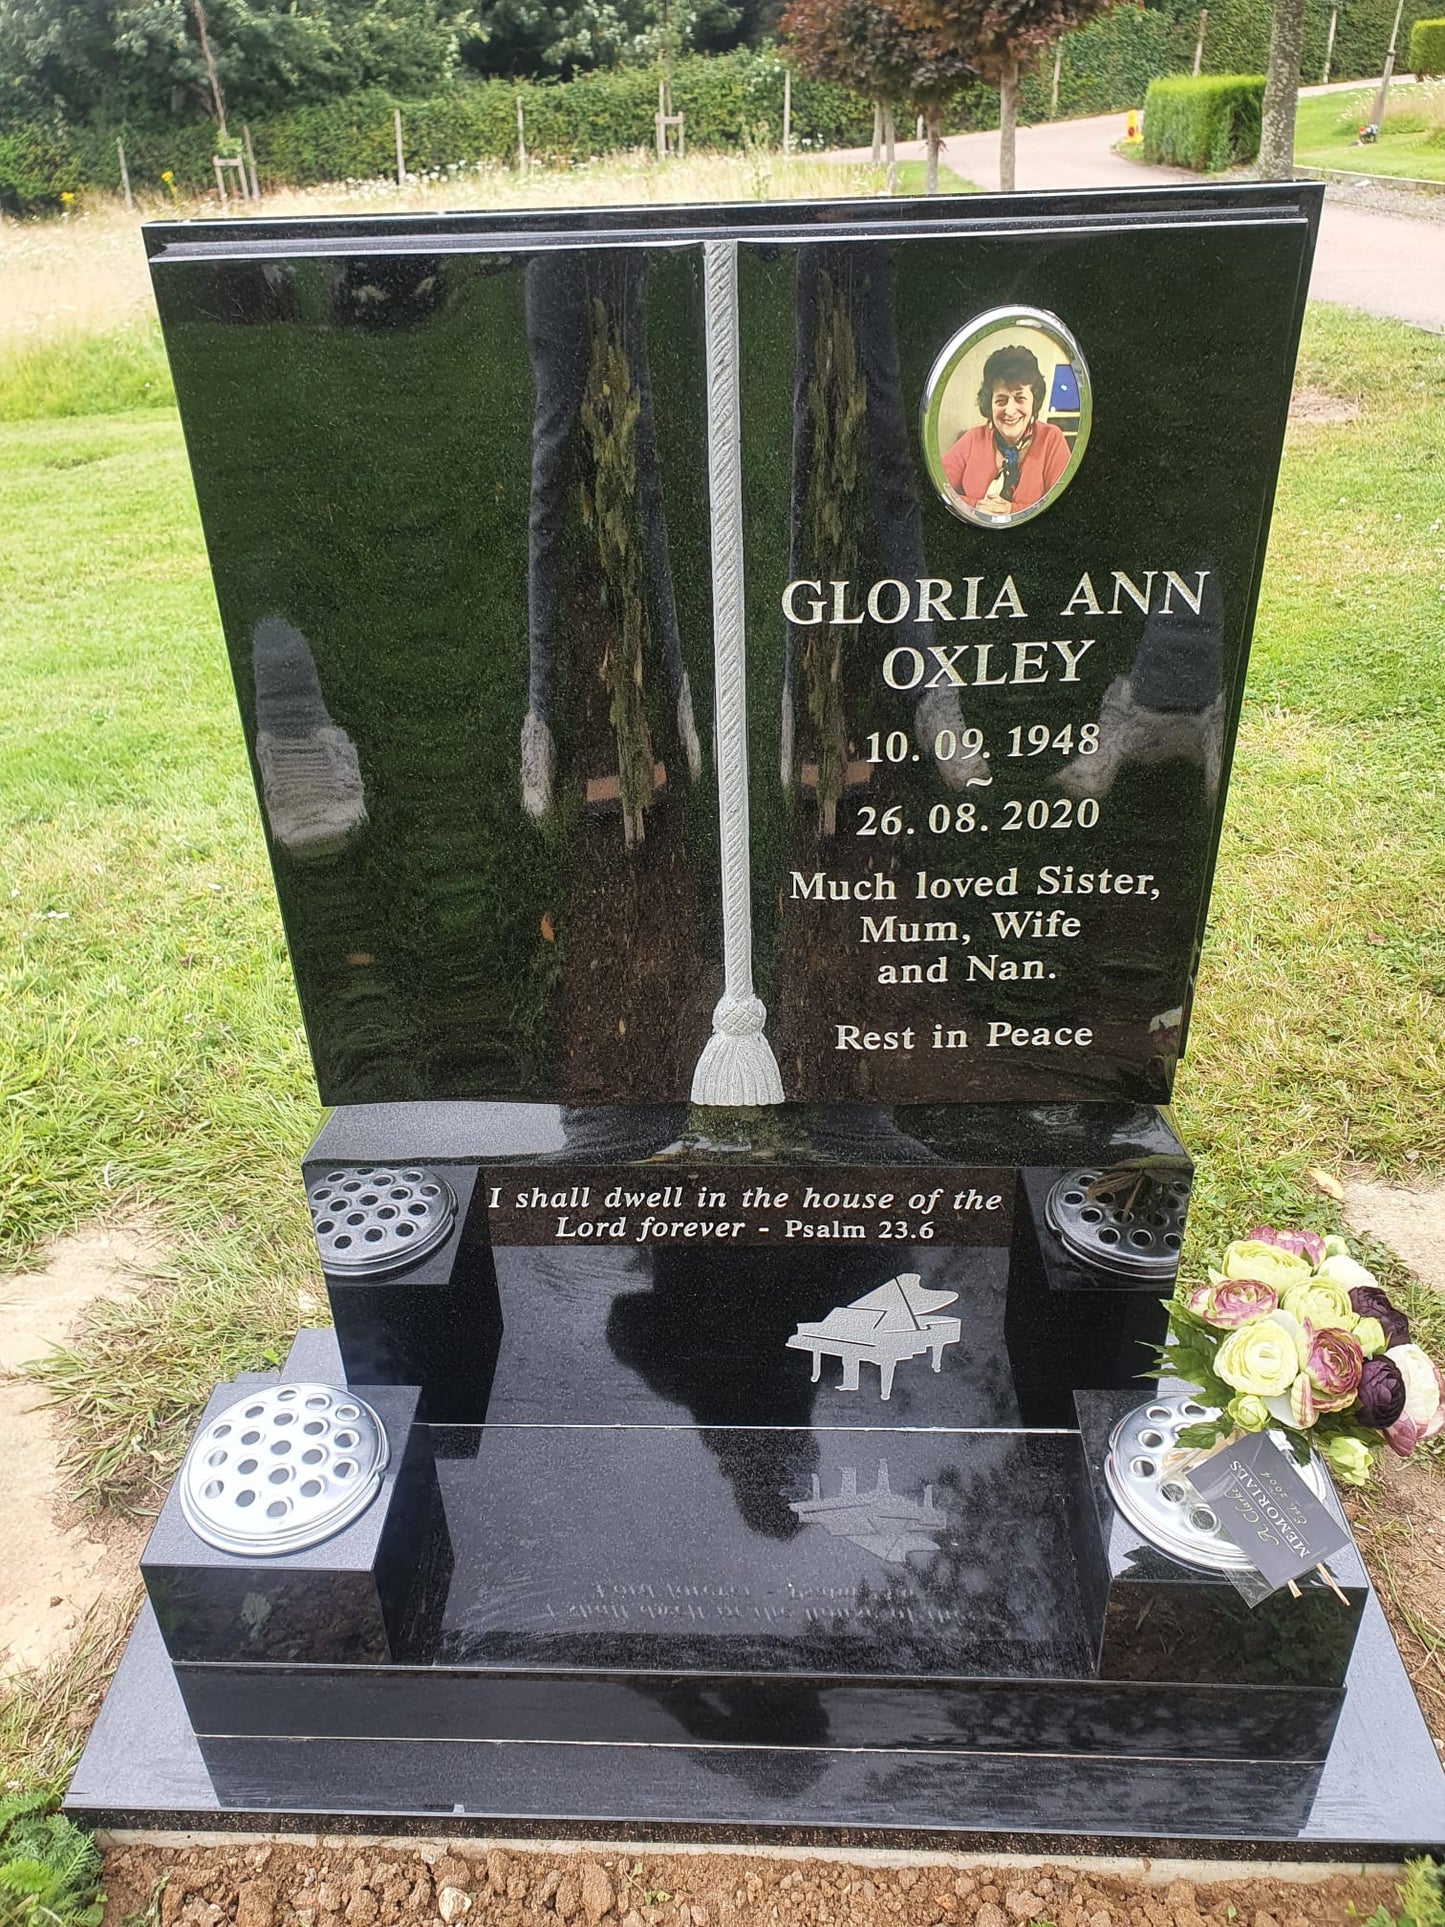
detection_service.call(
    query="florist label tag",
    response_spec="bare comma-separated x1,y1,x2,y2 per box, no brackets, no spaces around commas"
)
1187,1434,1351,1593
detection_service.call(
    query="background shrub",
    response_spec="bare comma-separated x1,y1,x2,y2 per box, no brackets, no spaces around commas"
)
0,121,83,214
1411,17,1445,73
1141,72,1264,171
1184,0,1437,85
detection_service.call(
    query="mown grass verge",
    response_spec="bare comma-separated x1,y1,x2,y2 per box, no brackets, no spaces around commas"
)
1293,80,1445,181
0,323,173,422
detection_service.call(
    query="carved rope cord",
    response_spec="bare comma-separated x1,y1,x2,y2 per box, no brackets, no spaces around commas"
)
690,239,785,1107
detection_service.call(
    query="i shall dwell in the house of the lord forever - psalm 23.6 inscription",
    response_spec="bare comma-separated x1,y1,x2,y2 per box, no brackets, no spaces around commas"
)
63,182,1445,1856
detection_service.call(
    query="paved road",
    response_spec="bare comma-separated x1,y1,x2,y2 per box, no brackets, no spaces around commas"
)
834,105,1445,332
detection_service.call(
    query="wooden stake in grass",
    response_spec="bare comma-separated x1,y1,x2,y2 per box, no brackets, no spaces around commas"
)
1320,5,1337,84
117,138,133,212
394,107,405,187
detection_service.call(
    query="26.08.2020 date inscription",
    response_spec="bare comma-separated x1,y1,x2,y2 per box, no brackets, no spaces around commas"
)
856,797,1100,836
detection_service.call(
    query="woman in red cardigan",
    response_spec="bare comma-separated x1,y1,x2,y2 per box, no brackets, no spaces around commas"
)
940,343,1071,519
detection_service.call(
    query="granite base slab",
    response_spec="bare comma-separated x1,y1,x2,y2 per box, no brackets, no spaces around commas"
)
67,1599,1445,1856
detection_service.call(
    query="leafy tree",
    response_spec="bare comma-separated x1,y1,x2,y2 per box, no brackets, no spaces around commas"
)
780,0,971,189
460,0,743,78
899,0,1125,189
0,0,473,119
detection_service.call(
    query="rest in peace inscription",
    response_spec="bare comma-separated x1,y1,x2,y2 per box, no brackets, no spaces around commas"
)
771,564,1221,1105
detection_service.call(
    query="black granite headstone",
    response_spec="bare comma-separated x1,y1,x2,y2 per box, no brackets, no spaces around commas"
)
65,185,1445,1855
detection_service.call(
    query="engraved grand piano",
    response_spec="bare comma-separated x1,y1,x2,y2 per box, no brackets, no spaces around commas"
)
786,1274,962,1401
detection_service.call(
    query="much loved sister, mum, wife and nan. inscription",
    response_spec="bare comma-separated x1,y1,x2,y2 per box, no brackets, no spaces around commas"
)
779,562,1213,1068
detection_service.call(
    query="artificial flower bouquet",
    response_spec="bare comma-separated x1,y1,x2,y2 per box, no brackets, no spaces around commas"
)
1166,1226,1444,1486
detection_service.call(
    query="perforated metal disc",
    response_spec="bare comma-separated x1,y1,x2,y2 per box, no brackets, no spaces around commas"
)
1045,1165,1188,1279
307,1165,457,1276
179,1382,389,1557
1104,1390,1331,1574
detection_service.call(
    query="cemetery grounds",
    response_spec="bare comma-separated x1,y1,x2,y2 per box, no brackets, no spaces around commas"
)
0,158,1443,1924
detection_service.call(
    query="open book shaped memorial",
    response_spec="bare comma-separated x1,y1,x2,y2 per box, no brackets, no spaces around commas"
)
787,1273,962,1400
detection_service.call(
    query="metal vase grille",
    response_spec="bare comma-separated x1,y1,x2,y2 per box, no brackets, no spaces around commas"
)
1045,1165,1188,1280
307,1165,457,1276
1103,1390,1331,1574
179,1383,389,1557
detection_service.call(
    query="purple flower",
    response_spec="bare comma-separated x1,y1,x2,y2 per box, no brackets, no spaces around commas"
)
1246,1224,1326,1267
1355,1356,1407,1429
1349,1286,1410,1350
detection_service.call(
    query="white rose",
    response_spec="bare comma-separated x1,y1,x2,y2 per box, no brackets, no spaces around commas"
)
1314,1253,1381,1294
1388,1343,1444,1430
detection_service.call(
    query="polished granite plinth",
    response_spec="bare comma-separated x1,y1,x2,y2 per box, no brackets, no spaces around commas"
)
68,1330,1445,1853
67,1592,1445,1854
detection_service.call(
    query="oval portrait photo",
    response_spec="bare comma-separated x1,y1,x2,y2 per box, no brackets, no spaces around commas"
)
921,307,1091,529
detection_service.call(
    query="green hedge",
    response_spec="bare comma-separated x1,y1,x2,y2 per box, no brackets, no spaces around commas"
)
0,122,85,213
1141,72,1264,171
1183,0,1439,85
0,51,872,213
1410,16,1445,72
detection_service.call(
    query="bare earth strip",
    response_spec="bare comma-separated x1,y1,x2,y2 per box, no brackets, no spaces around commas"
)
0,1222,156,1675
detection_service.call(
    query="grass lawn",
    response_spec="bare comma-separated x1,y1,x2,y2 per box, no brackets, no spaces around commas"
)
0,295,1442,1780
889,159,974,193
1294,81,1445,180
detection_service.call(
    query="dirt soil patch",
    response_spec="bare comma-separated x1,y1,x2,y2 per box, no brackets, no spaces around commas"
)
1287,387,1362,424
1344,1177,1445,1295
99,1840,1404,1927
0,1221,157,1676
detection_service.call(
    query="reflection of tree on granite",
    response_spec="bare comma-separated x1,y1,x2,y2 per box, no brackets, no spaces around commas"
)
771,247,988,1101
580,298,662,850
515,252,718,1096
520,252,702,837
790,265,865,836
780,245,973,834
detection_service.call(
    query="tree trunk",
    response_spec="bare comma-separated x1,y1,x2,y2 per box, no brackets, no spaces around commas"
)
884,100,898,194
189,0,227,138
925,107,942,194
872,98,882,166
999,57,1019,192
1258,0,1306,180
